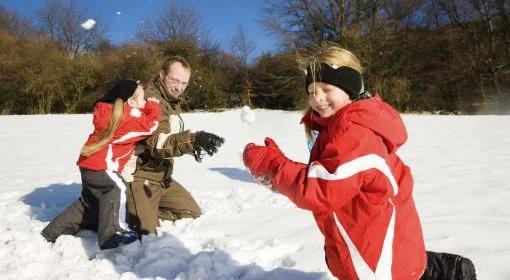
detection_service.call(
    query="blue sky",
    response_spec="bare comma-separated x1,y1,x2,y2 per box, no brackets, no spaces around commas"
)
1,0,279,58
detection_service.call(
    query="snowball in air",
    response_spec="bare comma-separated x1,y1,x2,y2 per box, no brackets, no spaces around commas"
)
116,11,122,15
240,106,256,124
80,19,96,30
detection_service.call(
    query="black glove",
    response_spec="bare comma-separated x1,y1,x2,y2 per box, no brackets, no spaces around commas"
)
193,131,225,162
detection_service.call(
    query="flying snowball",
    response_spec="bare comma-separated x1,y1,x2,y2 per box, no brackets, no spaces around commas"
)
240,105,256,124
80,19,96,30
116,11,122,15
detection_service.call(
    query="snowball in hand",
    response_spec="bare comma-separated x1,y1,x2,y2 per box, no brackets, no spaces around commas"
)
240,106,256,124
80,19,96,30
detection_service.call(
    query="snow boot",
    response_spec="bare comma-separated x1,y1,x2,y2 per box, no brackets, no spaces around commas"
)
440,252,477,280
422,251,477,280
455,256,477,280
99,231,139,250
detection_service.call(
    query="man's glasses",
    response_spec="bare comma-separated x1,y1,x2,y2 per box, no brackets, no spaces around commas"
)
167,77,188,88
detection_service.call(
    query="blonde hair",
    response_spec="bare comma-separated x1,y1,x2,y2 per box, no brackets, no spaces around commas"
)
80,86,145,157
80,98,125,157
298,42,364,141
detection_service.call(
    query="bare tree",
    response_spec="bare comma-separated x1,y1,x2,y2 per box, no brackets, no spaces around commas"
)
0,7,33,36
230,25,255,106
137,1,206,43
493,0,510,59
437,0,508,104
35,0,106,57
231,25,255,67
260,0,393,46
260,0,337,46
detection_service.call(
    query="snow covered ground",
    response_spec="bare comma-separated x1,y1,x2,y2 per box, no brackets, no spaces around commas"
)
0,109,509,280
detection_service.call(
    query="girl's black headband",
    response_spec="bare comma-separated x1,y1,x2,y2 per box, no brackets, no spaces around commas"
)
305,63,364,99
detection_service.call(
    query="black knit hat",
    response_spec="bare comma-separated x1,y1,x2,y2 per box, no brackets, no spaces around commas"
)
97,79,140,103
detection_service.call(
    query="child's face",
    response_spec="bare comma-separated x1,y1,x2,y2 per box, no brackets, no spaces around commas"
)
308,82,352,118
128,85,146,109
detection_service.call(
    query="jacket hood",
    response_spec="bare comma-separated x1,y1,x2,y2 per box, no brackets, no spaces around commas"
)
301,95,407,152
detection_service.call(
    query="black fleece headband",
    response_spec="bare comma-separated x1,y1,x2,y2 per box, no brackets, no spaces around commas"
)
305,63,364,99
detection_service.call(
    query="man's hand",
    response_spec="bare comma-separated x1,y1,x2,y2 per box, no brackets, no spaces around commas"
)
193,131,225,162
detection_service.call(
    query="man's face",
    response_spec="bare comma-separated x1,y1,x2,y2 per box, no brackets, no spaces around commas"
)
161,62,191,98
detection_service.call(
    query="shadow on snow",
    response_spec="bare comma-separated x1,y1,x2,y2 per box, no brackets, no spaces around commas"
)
20,183,327,279
87,233,328,280
21,182,82,222
208,167,254,183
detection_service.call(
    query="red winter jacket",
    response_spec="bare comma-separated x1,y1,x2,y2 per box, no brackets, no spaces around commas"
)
272,96,426,279
77,101,160,173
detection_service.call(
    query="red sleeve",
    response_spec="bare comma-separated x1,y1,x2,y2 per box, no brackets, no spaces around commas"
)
111,102,160,145
271,126,387,212
141,101,160,120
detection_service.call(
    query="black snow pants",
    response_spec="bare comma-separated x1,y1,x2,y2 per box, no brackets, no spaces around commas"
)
41,168,130,246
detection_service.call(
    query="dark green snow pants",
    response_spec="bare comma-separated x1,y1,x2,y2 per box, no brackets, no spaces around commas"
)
126,177,202,235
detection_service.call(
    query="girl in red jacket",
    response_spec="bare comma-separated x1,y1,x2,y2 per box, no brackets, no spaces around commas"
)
42,80,160,250
243,44,476,280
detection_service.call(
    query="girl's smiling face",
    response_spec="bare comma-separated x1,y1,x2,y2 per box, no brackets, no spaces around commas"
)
308,82,352,118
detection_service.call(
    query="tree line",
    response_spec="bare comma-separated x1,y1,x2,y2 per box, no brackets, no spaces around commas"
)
1,0,509,115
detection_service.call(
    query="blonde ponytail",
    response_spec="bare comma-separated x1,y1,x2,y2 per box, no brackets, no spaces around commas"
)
80,98,124,157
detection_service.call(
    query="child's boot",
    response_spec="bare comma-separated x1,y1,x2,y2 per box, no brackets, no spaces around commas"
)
423,251,477,280
453,255,477,280
99,231,139,250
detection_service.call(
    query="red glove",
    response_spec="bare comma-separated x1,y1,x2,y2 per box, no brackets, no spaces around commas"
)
243,137,287,180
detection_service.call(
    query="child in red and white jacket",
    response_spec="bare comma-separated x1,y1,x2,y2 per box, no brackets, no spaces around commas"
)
243,44,476,280
42,79,160,250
